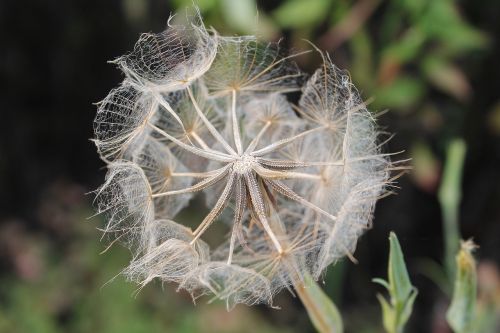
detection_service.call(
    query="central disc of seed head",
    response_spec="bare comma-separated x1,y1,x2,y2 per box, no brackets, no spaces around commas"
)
232,154,257,174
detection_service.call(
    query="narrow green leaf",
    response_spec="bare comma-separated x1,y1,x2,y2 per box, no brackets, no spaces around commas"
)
377,294,395,333
296,273,343,333
374,232,418,333
324,260,347,304
399,288,418,327
388,232,413,303
372,278,390,291
446,240,477,333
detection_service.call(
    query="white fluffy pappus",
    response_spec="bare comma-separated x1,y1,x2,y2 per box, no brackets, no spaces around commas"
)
93,10,398,310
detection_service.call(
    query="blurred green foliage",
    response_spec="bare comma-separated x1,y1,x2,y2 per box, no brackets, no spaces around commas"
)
0,210,292,333
172,0,488,111
373,232,418,333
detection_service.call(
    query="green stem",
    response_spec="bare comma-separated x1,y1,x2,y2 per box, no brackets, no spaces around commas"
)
295,283,332,333
438,139,466,284
293,273,343,333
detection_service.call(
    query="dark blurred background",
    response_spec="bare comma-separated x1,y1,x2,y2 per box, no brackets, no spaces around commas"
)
1,0,499,332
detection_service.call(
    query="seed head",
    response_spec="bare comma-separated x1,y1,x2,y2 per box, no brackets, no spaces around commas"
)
94,10,394,309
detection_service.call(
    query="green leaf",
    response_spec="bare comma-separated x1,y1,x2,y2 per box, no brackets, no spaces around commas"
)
296,273,344,333
372,278,390,291
272,0,330,29
377,294,395,333
400,288,418,327
374,232,418,333
388,232,413,303
324,259,347,303
446,240,478,333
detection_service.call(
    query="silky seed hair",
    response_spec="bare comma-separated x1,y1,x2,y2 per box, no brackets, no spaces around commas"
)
93,10,394,310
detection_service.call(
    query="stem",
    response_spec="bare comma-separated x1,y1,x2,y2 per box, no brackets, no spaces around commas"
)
438,139,466,283
295,283,331,333
293,274,343,333
260,178,342,332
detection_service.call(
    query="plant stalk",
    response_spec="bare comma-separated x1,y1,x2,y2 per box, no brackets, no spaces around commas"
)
293,274,343,333
438,139,466,283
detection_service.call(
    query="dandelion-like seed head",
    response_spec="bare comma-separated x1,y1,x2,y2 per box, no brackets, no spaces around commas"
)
93,10,395,309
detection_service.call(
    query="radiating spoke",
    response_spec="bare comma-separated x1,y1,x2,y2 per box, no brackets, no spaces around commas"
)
257,157,344,170
231,90,243,154
171,169,226,178
187,86,237,156
242,50,311,87
254,164,321,180
227,176,246,265
189,131,210,150
189,130,228,156
256,158,311,169
153,92,186,132
191,173,236,243
244,172,283,253
241,73,304,92
148,123,234,162
244,121,271,153
265,179,337,222
152,165,230,198
250,126,326,156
